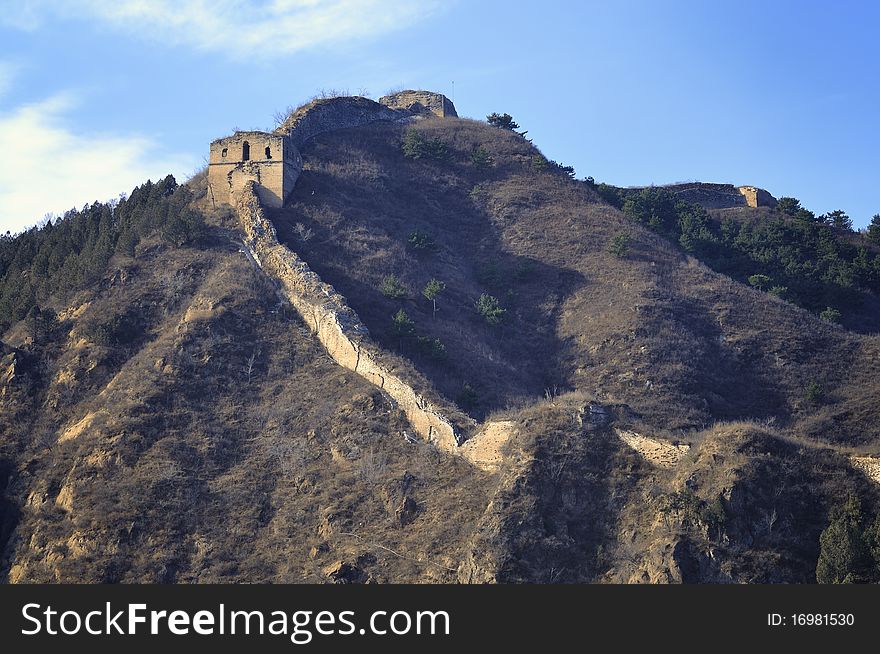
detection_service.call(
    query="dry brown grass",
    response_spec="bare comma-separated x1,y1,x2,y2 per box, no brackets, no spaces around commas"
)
5,115,880,584
271,117,880,448
0,214,493,583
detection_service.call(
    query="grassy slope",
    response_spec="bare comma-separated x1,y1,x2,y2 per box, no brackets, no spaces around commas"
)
0,216,492,583
273,117,880,448
3,116,880,583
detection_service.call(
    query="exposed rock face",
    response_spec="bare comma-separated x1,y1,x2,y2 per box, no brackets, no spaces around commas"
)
379,90,458,118
235,182,470,452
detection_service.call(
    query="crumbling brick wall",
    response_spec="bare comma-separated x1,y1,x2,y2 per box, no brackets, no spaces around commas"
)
235,182,471,452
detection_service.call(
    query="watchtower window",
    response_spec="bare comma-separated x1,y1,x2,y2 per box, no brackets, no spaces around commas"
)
265,146,272,159
221,148,228,158
242,141,250,161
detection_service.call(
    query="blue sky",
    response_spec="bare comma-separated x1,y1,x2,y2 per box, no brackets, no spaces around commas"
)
1,0,878,233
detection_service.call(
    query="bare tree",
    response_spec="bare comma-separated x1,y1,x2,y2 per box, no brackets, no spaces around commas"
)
245,349,258,383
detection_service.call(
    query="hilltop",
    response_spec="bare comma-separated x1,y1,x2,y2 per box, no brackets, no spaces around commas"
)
2,92,880,583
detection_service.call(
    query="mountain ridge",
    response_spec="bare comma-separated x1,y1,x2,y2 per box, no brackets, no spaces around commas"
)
2,94,880,583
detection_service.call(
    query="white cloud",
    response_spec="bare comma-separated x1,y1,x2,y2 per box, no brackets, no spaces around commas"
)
0,93,195,234
2,0,443,59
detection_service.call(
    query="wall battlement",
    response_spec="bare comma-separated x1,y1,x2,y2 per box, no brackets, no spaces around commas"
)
209,91,456,211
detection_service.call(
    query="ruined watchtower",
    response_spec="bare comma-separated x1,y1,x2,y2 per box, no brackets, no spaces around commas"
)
378,90,458,118
208,90,457,210
207,131,300,209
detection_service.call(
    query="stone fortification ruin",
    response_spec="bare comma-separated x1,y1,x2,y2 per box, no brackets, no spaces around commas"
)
234,180,473,454
378,90,458,118
210,90,522,465
208,132,299,208
208,91,455,211
632,182,777,210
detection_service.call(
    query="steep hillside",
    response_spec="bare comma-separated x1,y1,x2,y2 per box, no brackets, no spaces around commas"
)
272,117,880,444
0,210,492,582
3,102,880,584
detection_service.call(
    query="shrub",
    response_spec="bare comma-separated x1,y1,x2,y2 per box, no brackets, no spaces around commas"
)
161,208,205,247
547,160,576,178
116,230,139,257
513,259,535,282
821,210,853,231
402,129,448,161
608,232,631,258
531,155,548,171
820,307,842,323
381,274,408,299
82,312,143,347
422,278,446,318
407,230,436,252
804,382,824,405
623,187,679,233
475,293,506,325
748,274,772,291
816,496,871,583
293,222,314,242
477,260,504,289
594,183,626,208
776,196,817,222
416,336,447,361
769,285,788,298
868,214,880,244
470,146,493,169
456,383,479,410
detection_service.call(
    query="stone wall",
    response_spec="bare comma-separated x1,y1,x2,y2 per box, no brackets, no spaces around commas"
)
736,185,777,209
614,428,690,468
234,182,470,453
630,182,777,210
208,131,300,209
219,92,523,467
211,92,459,211
379,90,458,118
275,96,406,148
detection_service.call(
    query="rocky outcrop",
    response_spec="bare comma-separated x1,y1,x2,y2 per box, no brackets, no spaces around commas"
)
235,182,470,453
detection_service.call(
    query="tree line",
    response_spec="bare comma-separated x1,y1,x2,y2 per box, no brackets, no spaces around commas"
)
589,182,880,320
0,175,203,333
